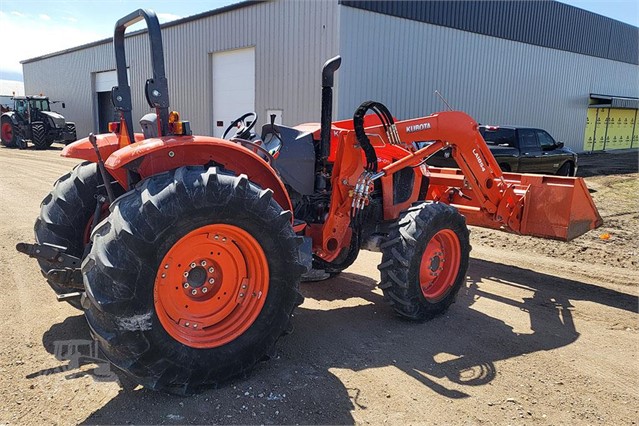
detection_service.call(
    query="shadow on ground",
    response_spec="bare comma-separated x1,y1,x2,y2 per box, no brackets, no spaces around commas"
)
31,258,638,425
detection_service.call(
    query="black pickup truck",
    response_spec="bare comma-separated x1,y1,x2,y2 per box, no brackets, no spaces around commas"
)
428,125,578,176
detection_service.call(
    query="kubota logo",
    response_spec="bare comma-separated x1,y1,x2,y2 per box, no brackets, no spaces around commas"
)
405,122,431,133
473,149,486,172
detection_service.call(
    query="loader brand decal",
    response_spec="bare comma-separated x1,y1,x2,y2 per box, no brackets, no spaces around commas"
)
472,148,486,172
405,122,431,133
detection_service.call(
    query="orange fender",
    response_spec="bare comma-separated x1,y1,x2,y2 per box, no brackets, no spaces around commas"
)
61,133,146,190
61,133,146,163
104,135,293,213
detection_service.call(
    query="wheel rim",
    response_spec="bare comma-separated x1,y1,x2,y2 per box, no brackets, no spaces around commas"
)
419,229,461,301
1,123,12,141
154,224,269,349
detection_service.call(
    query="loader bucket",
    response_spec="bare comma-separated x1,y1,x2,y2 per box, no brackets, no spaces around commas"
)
511,174,603,241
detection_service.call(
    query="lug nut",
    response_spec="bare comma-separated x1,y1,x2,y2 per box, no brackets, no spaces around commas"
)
208,267,215,273
201,260,207,266
185,322,190,327
164,264,169,269
161,273,166,278
214,235,219,240
191,289,197,295
239,293,244,297
222,237,227,242
202,287,208,293
183,283,189,289
209,278,215,284
241,284,247,289
193,324,198,328
190,262,196,268
183,271,189,277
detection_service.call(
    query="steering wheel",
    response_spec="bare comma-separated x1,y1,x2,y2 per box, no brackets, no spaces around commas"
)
223,112,257,140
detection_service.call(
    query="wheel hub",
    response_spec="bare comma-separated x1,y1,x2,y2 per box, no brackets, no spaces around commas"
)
187,265,207,287
180,259,222,298
429,254,442,274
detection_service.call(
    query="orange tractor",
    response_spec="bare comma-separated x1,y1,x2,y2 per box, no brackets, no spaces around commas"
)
18,10,602,394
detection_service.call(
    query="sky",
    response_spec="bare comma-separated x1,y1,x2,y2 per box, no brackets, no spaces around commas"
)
0,0,637,84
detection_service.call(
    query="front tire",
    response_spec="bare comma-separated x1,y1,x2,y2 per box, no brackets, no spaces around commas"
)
378,202,470,321
65,123,77,144
83,166,305,394
31,122,52,150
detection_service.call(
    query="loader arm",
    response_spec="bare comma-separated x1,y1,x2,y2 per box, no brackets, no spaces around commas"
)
352,110,602,240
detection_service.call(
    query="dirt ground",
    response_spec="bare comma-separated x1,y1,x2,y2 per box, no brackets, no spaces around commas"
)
0,146,637,425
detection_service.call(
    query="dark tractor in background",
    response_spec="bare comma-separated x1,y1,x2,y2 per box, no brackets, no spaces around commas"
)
1,96,77,149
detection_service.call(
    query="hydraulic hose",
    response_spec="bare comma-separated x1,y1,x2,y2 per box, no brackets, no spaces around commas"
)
353,101,396,172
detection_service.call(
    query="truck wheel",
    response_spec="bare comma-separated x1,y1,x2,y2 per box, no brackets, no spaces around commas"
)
378,202,470,321
35,161,122,309
1,116,17,147
82,166,305,394
499,163,511,172
557,162,573,177
31,122,53,149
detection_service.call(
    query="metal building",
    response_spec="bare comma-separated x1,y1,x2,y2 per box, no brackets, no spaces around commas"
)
22,0,639,152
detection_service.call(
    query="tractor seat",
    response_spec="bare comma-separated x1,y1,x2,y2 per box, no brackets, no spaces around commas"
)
140,113,158,139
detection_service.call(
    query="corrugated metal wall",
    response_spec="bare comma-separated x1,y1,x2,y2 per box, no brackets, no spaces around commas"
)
340,0,639,65
337,6,639,152
23,0,339,138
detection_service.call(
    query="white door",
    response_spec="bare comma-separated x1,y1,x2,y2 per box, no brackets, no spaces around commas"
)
212,47,255,138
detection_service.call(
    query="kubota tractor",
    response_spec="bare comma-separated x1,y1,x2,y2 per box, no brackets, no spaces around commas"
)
1,95,76,149
17,10,602,394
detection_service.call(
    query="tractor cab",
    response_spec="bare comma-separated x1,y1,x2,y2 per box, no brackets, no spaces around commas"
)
28,96,51,112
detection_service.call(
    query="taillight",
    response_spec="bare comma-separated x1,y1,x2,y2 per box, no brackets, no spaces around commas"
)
108,122,120,133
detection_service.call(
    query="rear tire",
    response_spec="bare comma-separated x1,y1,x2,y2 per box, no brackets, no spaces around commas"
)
31,122,52,149
35,162,121,309
378,202,470,321
1,116,17,147
82,166,305,394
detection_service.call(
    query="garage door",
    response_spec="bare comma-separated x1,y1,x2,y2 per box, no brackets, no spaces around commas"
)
95,70,119,93
94,70,130,132
211,47,255,138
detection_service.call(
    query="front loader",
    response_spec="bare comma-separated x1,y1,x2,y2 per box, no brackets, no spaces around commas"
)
17,9,602,394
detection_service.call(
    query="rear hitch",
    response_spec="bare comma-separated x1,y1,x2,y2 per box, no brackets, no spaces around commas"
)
56,291,84,302
16,242,84,289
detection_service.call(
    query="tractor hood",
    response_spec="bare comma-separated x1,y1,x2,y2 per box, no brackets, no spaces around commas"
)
41,111,66,129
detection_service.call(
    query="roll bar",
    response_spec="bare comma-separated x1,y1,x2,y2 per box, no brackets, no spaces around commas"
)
111,9,170,142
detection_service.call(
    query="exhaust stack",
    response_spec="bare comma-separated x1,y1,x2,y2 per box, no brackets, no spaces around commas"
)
319,56,342,162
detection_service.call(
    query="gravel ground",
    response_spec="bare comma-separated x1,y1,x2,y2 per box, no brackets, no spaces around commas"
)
0,146,636,425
